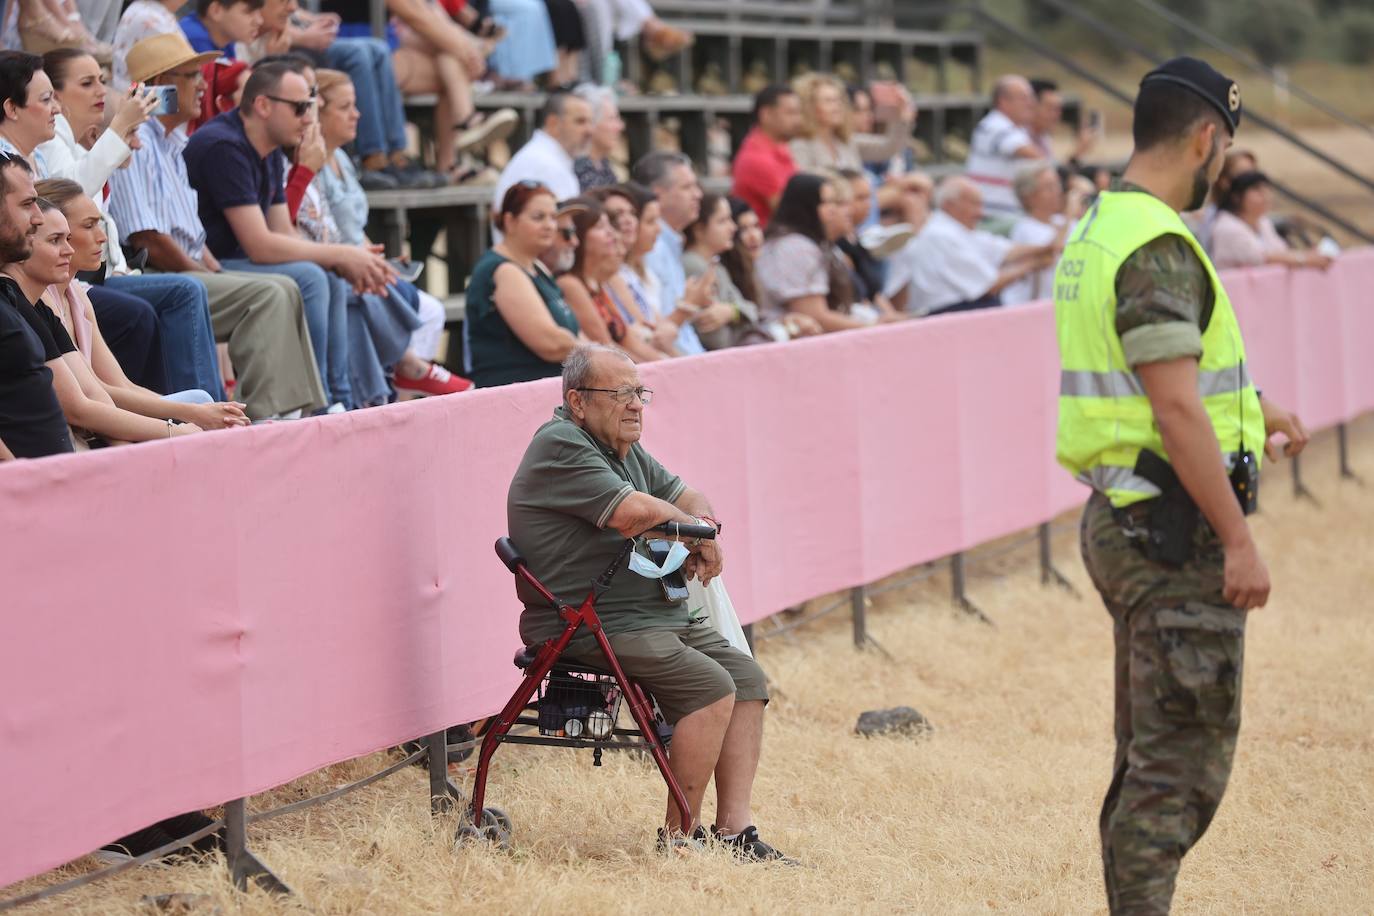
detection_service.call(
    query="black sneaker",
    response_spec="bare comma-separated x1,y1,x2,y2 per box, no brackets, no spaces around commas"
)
358,168,401,191
383,160,449,189
710,825,799,865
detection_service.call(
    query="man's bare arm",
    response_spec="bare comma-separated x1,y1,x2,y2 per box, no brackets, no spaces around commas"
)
1138,357,1270,610
605,490,698,539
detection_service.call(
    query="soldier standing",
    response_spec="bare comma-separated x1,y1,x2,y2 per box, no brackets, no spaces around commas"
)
1054,59,1310,914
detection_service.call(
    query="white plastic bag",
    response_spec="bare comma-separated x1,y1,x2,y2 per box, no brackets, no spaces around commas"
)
686,575,752,657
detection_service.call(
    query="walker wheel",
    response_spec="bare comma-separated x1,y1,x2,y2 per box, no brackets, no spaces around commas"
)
481,807,513,835
456,822,511,851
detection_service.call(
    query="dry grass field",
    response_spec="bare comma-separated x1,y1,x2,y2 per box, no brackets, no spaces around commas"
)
7,416,1373,914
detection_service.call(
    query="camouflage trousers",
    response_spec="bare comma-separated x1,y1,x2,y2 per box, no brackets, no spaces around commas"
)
1080,491,1247,916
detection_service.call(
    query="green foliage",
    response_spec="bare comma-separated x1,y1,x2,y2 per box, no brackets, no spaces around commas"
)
1224,0,1313,65
1336,9,1374,64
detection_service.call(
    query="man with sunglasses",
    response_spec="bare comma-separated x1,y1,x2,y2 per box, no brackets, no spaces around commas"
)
184,59,394,411
108,34,327,421
537,197,586,276
508,344,793,863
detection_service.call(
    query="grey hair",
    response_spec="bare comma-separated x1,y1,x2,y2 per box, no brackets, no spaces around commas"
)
562,343,632,401
992,74,1030,105
1012,160,1056,207
933,175,977,210
573,83,618,125
631,150,692,190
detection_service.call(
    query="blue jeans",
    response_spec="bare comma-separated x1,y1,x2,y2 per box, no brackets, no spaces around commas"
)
104,274,223,401
86,286,165,393
221,259,352,409
164,389,214,404
488,0,558,81
326,38,407,158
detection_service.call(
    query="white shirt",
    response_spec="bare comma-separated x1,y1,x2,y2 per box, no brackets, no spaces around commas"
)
31,115,133,275
884,210,1012,315
491,129,580,243
1002,213,1067,306
966,109,1036,217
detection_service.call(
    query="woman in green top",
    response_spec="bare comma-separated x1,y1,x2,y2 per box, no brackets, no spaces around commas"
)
465,182,582,388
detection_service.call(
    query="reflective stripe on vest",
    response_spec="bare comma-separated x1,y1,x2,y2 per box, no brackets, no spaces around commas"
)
1060,364,1253,399
1054,190,1267,509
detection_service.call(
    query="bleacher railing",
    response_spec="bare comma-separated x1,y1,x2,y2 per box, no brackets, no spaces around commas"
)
2,254,1372,899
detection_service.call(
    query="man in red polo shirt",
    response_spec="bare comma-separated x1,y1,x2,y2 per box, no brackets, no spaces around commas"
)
730,84,802,226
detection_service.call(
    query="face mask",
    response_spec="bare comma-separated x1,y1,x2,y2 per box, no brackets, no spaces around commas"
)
628,539,689,579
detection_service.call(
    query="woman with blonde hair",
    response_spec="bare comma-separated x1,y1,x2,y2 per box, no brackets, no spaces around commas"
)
788,72,915,174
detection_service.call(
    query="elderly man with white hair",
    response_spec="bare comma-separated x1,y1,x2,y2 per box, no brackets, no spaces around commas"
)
573,84,626,191
966,74,1045,219
1001,161,1083,306
884,175,1056,316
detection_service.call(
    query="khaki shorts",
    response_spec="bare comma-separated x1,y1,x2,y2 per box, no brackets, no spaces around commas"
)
564,619,769,725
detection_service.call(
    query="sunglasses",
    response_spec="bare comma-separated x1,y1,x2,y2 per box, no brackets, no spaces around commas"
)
559,227,576,241
266,95,313,117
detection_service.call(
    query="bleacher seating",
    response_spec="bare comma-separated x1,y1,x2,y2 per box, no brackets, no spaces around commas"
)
362,0,1076,359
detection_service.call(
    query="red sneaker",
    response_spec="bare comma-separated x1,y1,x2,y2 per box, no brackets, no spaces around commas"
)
394,363,473,397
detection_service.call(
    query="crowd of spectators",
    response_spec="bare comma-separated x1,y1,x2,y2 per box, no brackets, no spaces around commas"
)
0,0,1352,869
2,17,1344,469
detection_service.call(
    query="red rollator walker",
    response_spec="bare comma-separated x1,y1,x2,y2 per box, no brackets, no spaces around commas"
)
459,521,719,848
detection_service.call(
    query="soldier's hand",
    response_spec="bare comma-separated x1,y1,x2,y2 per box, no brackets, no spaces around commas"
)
1259,397,1310,460
1223,538,1270,611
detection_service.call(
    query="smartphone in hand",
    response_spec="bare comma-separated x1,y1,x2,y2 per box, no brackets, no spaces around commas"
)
146,85,178,116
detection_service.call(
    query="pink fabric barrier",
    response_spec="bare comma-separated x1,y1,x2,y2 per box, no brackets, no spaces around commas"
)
2,256,1371,888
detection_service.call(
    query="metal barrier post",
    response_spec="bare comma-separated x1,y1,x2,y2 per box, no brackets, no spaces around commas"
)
951,553,993,625
850,585,866,648
1291,452,1319,504
1338,423,1361,482
1038,522,1078,595
426,731,456,815
224,799,290,895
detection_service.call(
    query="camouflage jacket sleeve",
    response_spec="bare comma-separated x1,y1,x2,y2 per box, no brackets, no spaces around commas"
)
1113,233,1214,368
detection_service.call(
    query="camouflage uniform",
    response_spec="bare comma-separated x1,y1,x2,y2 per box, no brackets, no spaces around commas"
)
1081,182,1246,916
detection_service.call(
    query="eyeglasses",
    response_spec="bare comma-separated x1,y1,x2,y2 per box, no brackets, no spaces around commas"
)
266,95,313,117
576,386,654,405
559,227,576,241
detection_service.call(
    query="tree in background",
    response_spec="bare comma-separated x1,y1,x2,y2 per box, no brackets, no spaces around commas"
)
1225,0,1312,65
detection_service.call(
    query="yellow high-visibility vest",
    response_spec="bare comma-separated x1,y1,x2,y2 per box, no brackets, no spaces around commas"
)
1054,189,1265,508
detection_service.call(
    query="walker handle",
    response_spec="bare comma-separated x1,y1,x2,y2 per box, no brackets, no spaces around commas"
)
645,521,717,541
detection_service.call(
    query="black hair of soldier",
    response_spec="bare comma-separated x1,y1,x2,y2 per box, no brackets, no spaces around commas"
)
1132,80,1230,152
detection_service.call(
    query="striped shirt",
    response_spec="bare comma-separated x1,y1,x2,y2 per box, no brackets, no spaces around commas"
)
0,136,49,178
966,108,1036,218
108,118,207,261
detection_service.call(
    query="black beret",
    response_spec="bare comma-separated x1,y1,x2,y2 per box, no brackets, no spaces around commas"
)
1140,56,1242,134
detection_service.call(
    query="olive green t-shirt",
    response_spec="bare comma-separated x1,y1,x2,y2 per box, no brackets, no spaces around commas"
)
507,406,688,646
1111,180,1215,368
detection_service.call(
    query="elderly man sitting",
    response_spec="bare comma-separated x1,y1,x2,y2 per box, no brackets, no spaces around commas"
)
507,344,790,861
884,176,1057,316
1001,162,1080,306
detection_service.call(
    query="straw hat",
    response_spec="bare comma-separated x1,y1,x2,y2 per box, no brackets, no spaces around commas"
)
126,32,220,86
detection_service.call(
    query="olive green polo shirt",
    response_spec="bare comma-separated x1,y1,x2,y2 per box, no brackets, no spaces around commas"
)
507,405,689,646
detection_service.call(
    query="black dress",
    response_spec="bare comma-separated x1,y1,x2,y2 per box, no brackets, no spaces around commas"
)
543,0,587,51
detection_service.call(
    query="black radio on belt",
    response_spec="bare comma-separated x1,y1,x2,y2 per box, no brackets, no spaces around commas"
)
1230,449,1259,515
